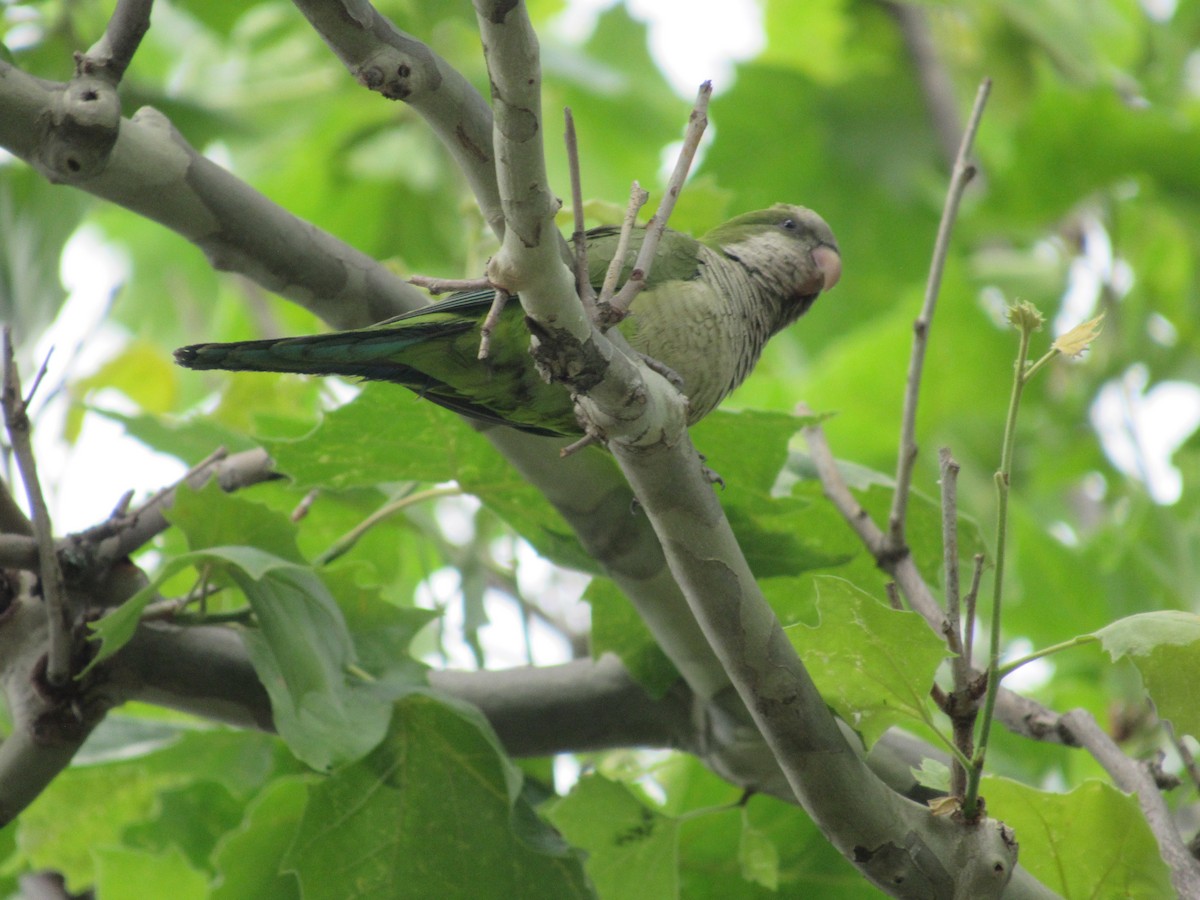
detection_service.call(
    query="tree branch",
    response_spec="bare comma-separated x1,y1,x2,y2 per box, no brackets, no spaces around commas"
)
80,0,154,85
0,576,110,827
0,60,425,330
886,78,990,550
2,334,71,686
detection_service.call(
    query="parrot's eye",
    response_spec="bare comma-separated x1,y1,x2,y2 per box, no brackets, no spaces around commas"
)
780,218,796,230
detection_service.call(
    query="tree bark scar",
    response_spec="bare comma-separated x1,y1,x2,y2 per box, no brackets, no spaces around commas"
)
525,317,607,392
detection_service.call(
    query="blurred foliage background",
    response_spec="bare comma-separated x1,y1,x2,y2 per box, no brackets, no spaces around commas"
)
2,0,1200,896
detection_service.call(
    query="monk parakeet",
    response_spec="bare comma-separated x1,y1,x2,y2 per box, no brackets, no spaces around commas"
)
176,205,840,437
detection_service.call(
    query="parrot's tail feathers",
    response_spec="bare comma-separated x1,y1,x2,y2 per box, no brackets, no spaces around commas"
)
174,321,473,382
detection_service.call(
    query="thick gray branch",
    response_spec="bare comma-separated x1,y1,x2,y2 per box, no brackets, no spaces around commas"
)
0,60,425,329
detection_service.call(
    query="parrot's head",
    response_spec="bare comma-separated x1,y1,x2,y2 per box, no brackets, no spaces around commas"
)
704,203,841,330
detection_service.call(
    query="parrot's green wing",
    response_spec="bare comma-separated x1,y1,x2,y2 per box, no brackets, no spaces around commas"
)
176,290,580,437
577,226,704,292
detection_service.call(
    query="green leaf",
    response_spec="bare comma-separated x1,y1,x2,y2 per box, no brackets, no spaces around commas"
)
210,777,308,900
586,577,679,699
1094,610,1200,738
737,808,780,890
233,564,390,771
264,383,594,570
263,382,488,490
785,576,948,746
85,544,310,672
284,693,592,899
544,774,678,900
122,780,244,872
168,480,306,564
983,777,1173,898
93,846,209,900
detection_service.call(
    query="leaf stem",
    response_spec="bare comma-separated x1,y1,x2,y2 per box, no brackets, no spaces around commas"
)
315,485,462,566
994,634,1099,680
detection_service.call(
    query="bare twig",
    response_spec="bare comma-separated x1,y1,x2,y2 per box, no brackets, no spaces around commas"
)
597,181,649,308
886,78,991,551
408,275,493,295
477,289,511,359
291,488,319,523
939,447,968,683
80,0,154,84
1164,721,1200,793
84,448,277,570
1061,708,1200,898
2,332,71,686
564,108,596,312
963,552,985,665
884,582,903,611
601,81,713,321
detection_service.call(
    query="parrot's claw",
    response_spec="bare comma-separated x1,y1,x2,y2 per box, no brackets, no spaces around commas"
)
637,353,685,392
560,432,601,458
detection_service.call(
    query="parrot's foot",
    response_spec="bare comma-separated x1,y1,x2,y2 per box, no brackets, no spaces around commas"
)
637,353,685,392
408,274,494,295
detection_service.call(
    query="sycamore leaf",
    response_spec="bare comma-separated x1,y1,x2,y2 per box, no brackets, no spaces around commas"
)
1093,610,1200,738
544,773,677,899
983,777,1172,897
285,693,591,899
785,576,949,746
1052,312,1105,357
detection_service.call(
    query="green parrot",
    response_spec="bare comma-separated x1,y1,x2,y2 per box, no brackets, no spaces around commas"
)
175,204,840,437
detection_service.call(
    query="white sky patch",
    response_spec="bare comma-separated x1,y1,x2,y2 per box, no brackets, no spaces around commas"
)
22,227,188,533
415,566,576,669
1091,365,1200,504
555,0,765,96
1000,638,1054,694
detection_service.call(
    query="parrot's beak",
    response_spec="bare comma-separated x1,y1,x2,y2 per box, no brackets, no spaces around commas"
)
813,244,841,292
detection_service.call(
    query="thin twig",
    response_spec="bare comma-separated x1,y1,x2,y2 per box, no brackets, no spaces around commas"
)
963,552,985,665
603,81,713,321
1163,721,1200,794
408,275,493,295
80,0,154,84
886,78,991,551
477,289,511,360
884,582,903,611
563,108,596,312
291,489,319,523
597,181,649,309
1,331,71,686
939,447,968,685
885,2,962,169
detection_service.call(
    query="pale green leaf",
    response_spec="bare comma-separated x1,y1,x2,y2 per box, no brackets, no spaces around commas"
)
983,777,1172,898
1094,610,1200,738
785,576,949,746
545,774,677,900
